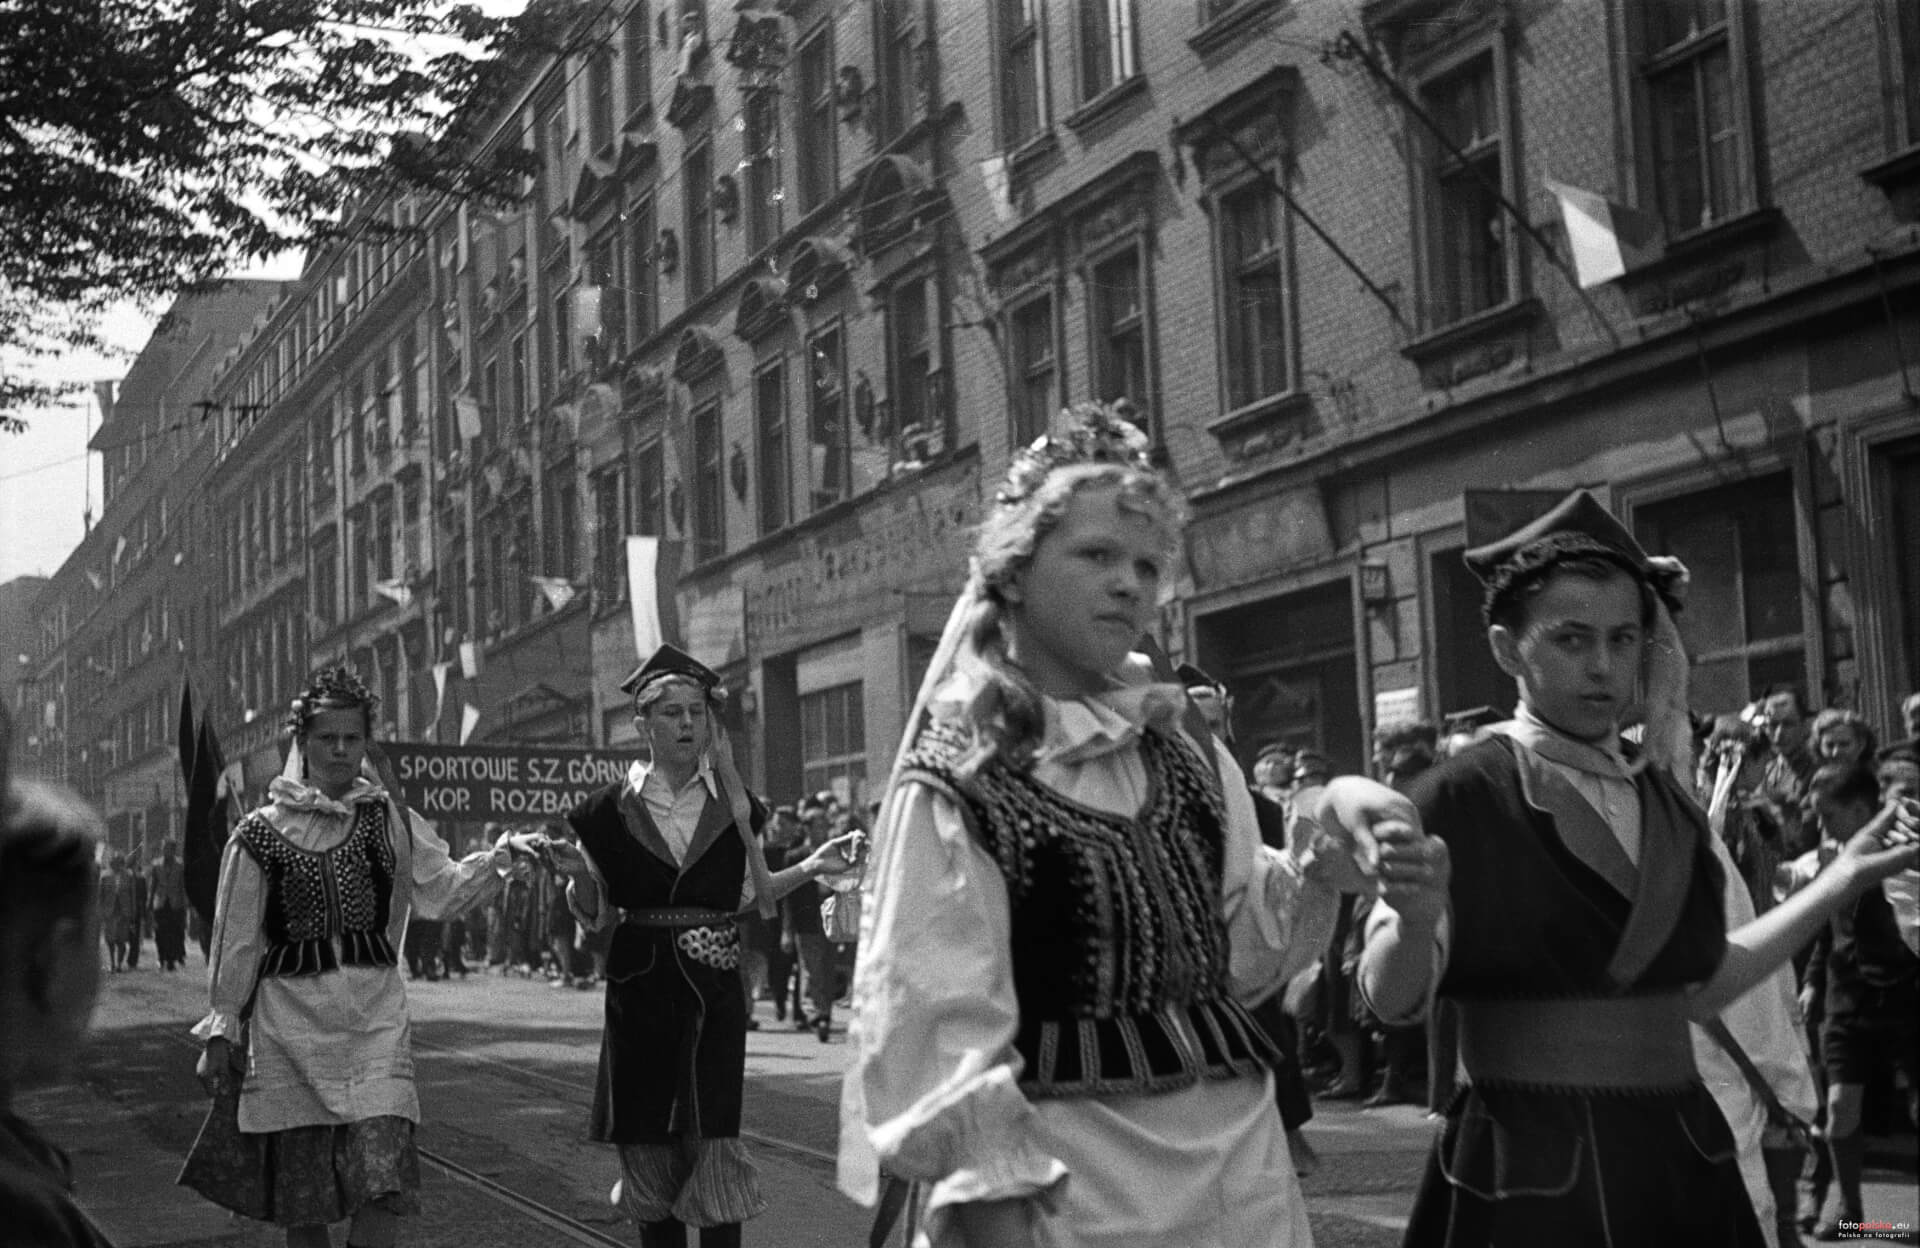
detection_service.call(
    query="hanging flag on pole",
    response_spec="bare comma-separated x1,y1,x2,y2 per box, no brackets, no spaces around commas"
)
431,661,452,730
530,576,577,612
1543,178,1663,288
373,579,413,608
454,393,483,442
459,704,482,745
458,640,481,680
626,537,686,658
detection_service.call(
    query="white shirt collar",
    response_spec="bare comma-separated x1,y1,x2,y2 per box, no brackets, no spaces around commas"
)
627,756,720,799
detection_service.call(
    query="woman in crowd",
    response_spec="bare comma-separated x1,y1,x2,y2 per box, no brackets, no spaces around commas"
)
1809,709,1876,772
0,780,118,1247
838,405,1448,1247
538,643,855,1248
179,665,510,1248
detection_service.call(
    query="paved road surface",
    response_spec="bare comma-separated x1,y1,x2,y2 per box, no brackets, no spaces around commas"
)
34,947,1918,1246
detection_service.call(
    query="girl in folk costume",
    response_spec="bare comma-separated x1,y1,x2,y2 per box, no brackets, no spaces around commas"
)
180,666,511,1248
838,404,1451,1248
539,644,856,1248
1391,491,1918,1248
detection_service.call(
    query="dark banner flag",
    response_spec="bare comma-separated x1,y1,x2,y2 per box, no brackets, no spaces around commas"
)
380,742,630,822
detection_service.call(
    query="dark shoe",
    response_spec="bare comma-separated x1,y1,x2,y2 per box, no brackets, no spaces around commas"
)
1365,1082,1415,1108
744,1018,760,1031
815,1016,832,1043
793,1014,812,1031
1320,1076,1365,1100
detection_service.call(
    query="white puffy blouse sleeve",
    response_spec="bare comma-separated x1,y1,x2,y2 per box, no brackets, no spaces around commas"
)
1214,743,1342,1006
838,779,1068,1214
192,831,265,1044
401,803,502,920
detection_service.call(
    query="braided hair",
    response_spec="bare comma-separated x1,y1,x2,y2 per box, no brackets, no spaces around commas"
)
285,664,378,738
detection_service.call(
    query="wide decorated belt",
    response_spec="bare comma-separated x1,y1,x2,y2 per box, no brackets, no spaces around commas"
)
1457,992,1697,1091
617,906,736,928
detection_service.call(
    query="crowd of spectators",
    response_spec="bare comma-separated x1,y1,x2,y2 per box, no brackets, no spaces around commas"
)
1237,685,1917,1245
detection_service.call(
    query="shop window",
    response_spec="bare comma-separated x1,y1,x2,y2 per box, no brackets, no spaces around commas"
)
1630,0,1756,235
1635,474,1806,715
1415,48,1515,328
800,681,867,809
1009,292,1058,445
795,24,837,212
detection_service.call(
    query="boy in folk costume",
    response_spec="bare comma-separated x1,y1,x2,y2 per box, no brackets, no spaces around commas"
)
1394,491,1916,1248
540,644,855,1248
839,405,1450,1248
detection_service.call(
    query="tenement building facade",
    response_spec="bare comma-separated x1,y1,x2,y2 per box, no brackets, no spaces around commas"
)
27,0,1919,831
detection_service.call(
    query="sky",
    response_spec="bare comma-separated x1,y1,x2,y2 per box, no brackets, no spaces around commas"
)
0,1,536,592
0,255,304,588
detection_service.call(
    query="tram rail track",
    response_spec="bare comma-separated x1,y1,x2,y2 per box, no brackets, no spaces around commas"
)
410,1034,841,1167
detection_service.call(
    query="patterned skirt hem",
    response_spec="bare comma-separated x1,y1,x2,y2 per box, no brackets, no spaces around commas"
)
179,1111,420,1226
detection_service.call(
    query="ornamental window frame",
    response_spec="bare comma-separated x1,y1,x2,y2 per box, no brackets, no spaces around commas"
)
1613,0,1762,239
1404,28,1525,332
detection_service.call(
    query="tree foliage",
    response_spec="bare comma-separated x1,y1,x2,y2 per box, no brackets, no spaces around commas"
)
0,0,585,424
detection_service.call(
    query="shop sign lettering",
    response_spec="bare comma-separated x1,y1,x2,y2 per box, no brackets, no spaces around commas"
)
383,742,630,822
745,466,980,644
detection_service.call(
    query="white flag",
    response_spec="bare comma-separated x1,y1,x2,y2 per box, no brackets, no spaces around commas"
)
454,393,483,442
531,576,576,612
431,661,452,729
627,537,666,659
459,704,481,745
373,579,413,608
459,640,481,680
1543,177,1663,289
979,156,1014,225
113,535,128,563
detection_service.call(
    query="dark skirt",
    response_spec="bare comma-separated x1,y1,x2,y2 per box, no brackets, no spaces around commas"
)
180,1107,420,1227
1404,1083,1766,1248
592,927,747,1144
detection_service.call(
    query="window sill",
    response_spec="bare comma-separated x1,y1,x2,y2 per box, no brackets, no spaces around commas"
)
1206,390,1313,460
1189,0,1284,57
1860,144,1920,209
1006,130,1059,178
1638,205,1783,277
1064,76,1147,133
1400,296,1541,367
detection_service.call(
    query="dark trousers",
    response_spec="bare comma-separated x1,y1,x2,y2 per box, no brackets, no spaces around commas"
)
154,904,187,967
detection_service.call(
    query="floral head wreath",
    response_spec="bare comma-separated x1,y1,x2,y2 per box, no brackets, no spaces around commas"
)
994,401,1155,509
285,665,378,736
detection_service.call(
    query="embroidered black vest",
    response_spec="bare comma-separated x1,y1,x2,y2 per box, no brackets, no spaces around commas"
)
233,800,398,977
900,719,1280,1101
